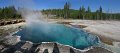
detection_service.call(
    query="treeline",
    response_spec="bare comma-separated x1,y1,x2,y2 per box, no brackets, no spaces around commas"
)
42,2,120,20
0,6,21,19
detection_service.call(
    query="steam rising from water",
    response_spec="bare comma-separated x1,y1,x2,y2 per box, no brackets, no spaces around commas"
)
13,0,99,50
10,0,50,31
16,7,99,49
18,9,47,24
18,8,51,33
9,0,47,24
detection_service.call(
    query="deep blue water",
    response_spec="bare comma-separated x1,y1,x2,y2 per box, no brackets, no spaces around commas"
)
15,23,99,49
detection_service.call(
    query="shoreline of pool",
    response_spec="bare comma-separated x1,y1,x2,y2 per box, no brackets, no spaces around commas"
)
0,19,120,53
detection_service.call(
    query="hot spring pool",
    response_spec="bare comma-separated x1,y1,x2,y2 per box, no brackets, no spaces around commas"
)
14,23,99,49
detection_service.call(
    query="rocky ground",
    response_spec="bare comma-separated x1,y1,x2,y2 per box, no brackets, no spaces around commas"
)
0,36,113,53
0,19,25,26
1,19,120,53
0,22,25,36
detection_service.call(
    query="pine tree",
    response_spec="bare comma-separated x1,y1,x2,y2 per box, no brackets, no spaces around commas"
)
81,6,85,20
64,2,70,19
86,6,91,19
79,7,82,19
87,6,91,13
96,10,99,20
99,6,103,20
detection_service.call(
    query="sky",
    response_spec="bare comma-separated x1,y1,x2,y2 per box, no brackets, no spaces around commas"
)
0,0,120,13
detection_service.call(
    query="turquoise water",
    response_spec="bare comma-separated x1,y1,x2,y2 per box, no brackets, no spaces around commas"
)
15,23,99,49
